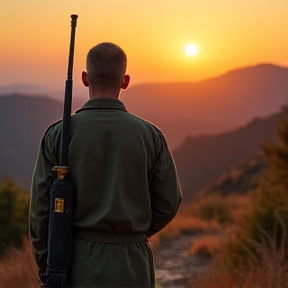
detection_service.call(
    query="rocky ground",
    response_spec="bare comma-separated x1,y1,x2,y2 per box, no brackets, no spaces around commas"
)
153,234,210,288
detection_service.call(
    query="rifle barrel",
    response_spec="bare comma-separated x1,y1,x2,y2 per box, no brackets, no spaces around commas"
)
60,14,78,167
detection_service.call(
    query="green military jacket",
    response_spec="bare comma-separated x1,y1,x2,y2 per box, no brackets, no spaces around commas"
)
29,97,182,287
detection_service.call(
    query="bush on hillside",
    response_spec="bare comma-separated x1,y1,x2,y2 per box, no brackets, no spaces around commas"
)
220,106,288,269
194,194,232,224
0,178,29,256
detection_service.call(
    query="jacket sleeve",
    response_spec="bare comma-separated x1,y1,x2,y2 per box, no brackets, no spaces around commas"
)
29,125,60,270
146,133,183,237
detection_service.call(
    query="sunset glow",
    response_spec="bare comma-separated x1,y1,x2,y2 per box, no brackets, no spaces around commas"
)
185,45,198,57
0,1,287,89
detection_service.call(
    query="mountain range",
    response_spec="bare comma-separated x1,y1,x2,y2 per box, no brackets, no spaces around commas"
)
173,112,282,200
0,63,287,199
2,64,288,149
122,63,288,148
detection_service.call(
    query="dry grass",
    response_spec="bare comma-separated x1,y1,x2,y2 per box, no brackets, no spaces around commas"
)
190,270,239,288
0,193,275,288
195,213,288,288
225,193,254,223
190,234,223,258
150,194,253,252
238,215,288,288
0,237,40,288
188,194,253,261
150,209,221,250
184,193,288,288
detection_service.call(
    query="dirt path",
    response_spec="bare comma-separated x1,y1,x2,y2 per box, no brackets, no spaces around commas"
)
153,234,210,288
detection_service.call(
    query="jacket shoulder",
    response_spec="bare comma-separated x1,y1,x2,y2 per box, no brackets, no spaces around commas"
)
128,112,164,137
44,119,62,137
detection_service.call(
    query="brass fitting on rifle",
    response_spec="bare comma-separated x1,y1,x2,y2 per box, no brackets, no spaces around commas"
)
52,166,70,180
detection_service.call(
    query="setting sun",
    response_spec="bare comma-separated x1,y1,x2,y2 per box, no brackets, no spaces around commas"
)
185,44,198,57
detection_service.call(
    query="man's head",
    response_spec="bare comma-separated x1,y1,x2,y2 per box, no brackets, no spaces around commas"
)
82,42,130,98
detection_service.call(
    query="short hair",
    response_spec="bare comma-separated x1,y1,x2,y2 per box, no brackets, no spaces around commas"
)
86,42,127,89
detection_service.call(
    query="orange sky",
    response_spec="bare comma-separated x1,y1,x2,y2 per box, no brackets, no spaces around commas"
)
0,0,287,90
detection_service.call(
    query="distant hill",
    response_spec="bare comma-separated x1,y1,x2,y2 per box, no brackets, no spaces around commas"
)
0,94,62,188
0,63,287,190
0,95,283,196
2,64,288,149
121,64,288,148
173,112,283,201
0,84,52,96
197,152,268,198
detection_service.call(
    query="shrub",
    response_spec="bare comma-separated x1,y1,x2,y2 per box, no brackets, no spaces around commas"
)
190,234,222,258
219,107,288,271
150,205,220,250
204,214,288,288
194,194,232,224
0,178,29,256
221,188,288,269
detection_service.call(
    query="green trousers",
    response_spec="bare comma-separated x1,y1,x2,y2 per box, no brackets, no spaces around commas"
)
68,239,155,288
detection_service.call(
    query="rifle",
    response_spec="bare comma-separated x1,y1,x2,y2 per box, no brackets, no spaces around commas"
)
39,14,78,288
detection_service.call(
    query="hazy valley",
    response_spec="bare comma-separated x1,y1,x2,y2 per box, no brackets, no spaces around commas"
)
0,63,287,200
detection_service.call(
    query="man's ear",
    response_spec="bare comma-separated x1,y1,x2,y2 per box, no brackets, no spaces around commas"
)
82,71,89,87
121,74,130,90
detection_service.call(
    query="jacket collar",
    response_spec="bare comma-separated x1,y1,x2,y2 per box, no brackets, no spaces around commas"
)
76,97,127,113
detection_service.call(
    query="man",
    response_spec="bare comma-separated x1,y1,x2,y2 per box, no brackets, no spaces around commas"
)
29,42,182,287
